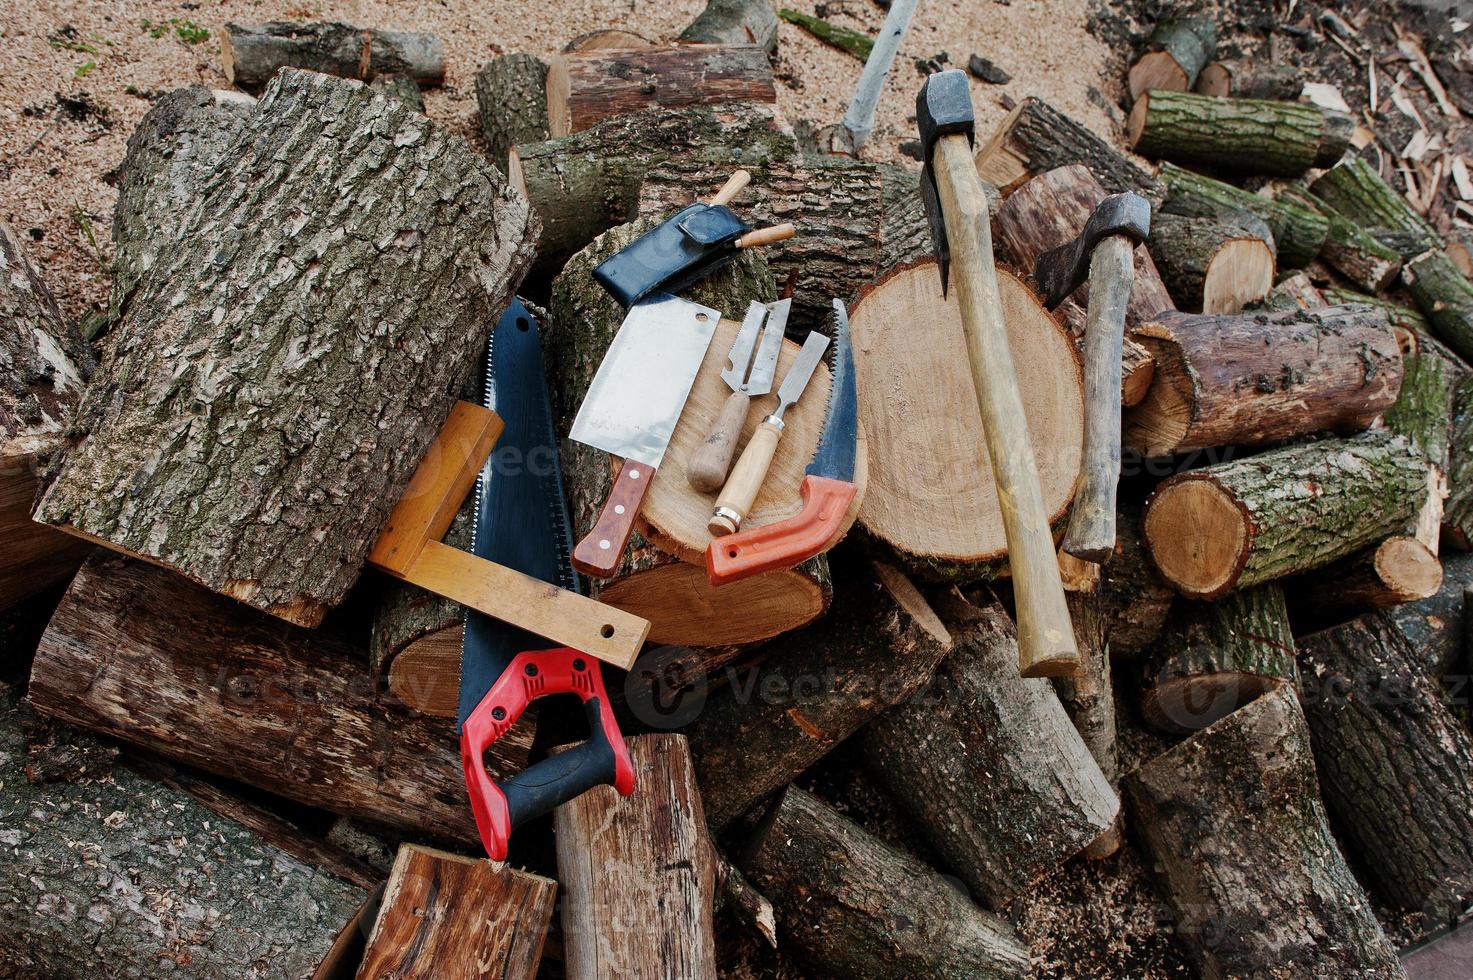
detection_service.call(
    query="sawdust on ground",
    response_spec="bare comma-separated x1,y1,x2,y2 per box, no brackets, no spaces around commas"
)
0,0,1121,325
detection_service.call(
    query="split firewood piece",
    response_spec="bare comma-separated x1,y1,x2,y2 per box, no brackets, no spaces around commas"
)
1250,270,1327,312
1298,613,1473,923
639,157,883,334
1380,551,1473,676
974,96,1162,200
1139,583,1298,733
555,735,720,980
32,70,537,628
860,591,1119,906
849,261,1083,580
1125,305,1402,458
1404,248,1473,363
1308,155,1441,261
1125,686,1405,978
742,785,1031,978
991,164,1168,406
1142,430,1428,598
1099,502,1176,656
474,54,550,163
1159,162,1327,268
357,844,556,980
28,557,525,845
0,223,92,611
512,102,795,278
1194,59,1304,100
1273,183,1402,293
679,0,779,53
221,22,446,89
546,218,846,647
0,684,369,979
1448,376,1473,549
1384,333,1458,548
1146,211,1275,313
1054,588,1122,859
685,559,952,829
545,44,776,137
1127,17,1217,99
1129,91,1353,177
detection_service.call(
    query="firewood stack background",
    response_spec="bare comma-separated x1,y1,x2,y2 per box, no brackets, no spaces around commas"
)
6,0,1473,977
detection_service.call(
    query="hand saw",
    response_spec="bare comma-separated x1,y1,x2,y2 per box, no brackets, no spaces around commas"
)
459,300,635,861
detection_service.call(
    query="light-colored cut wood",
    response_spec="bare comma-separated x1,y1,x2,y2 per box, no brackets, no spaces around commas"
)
1142,479,1248,596
1202,237,1275,313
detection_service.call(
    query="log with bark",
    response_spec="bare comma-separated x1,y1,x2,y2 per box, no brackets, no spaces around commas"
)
1308,155,1441,261
685,558,953,829
357,844,556,979
511,102,796,280
32,70,537,627
741,785,1031,979
1128,17,1217,98
545,44,776,137
1139,583,1298,733
1194,59,1304,100
1142,430,1428,598
859,591,1120,906
974,96,1161,200
221,22,446,89
474,53,550,163
28,557,528,845
1159,162,1328,268
1273,182,1402,293
1146,211,1275,314
0,222,92,610
1293,536,1444,629
1449,375,1473,549
1250,270,1326,313
849,260,1083,580
1055,588,1122,858
1378,551,1473,676
1298,613,1473,924
1404,247,1473,364
1323,287,1439,337
1099,502,1176,655
0,684,367,978
1124,685,1406,978
555,734,719,980
1129,90,1353,177
990,163,1168,405
680,0,780,53
1123,305,1403,458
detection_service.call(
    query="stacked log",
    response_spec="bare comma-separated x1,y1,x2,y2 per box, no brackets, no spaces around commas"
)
1273,183,1402,293
1098,503,1176,655
1146,211,1275,314
974,96,1161,200
221,22,446,89
1159,162,1328,268
1129,90,1353,177
1127,17,1217,98
1195,60,1304,100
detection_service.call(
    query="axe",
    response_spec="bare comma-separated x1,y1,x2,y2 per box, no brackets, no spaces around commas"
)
916,70,1078,677
1034,193,1151,563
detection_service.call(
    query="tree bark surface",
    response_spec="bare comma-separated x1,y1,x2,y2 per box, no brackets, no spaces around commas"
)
474,53,549,164
974,96,1161,200
1129,90,1353,177
222,21,446,88
1448,375,1473,548
1160,161,1328,268
1145,210,1275,314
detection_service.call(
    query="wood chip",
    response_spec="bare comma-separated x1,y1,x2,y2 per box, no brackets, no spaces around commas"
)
1303,82,1352,113
1453,156,1473,201
1399,34,1462,118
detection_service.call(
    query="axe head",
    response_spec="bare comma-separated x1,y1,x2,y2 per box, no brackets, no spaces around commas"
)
915,69,976,296
1033,192,1152,309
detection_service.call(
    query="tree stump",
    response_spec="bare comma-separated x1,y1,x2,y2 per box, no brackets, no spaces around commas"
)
222,22,446,89
1146,211,1275,314
1129,90,1353,177
474,54,549,164
1128,17,1218,98
1160,161,1328,268
974,96,1161,200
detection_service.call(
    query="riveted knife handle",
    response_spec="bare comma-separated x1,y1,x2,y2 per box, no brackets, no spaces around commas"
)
573,458,655,578
688,390,752,493
709,417,784,536
706,475,857,585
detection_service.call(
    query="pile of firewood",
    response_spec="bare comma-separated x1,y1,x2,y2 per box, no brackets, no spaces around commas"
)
4,2,1473,978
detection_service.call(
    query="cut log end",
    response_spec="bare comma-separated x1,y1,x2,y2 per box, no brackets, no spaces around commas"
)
1143,477,1249,598
598,560,829,646
1202,237,1275,314
1127,94,1149,148
1141,672,1287,734
386,628,461,717
1371,535,1444,603
1128,53,1190,101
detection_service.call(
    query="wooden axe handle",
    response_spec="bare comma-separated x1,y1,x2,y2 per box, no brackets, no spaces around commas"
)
932,134,1079,677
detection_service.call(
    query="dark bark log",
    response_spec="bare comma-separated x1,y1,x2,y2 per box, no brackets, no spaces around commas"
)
686,559,952,829
1129,90,1353,177
474,53,549,163
1378,551,1473,676
1124,685,1405,979
1309,155,1441,261
1194,59,1304,100
1055,588,1122,858
1159,162,1329,267
512,102,795,279
1140,583,1298,733
0,222,92,610
0,684,366,978
680,0,779,54
1099,503,1176,655
1448,375,1473,549
1298,613,1473,924
1143,431,1428,598
27,557,531,845
1125,305,1402,458
974,96,1161,200
1405,248,1473,364
555,734,719,980
1293,536,1444,625
1146,210,1275,314
33,71,537,627
545,44,775,137
222,22,446,89
741,785,1030,979
357,844,556,979
716,856,777,948
1128,18,1217,98
859,592,1119,906
1274,183,1402,293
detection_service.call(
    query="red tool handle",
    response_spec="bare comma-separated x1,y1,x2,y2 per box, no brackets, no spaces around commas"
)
705,475,857,586
461,647,635,860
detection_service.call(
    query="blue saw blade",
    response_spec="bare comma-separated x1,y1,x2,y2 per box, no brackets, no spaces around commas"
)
457,300,580,732
807,299,858,484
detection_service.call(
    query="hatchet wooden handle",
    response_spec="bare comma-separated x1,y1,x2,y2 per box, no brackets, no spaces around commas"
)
1061,235,1134,563
933,133,1079,677
573,458,656,578
688,389,752,493
709,170,751,206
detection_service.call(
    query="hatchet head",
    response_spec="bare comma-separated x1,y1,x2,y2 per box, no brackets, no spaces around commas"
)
1033,192,1152,309
916,69,976,296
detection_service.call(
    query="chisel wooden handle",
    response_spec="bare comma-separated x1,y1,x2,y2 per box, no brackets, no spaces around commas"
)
708,417,783,536
736,224,796,249
688,389,752,493
708,170,751,206
933,133,1079,677
573,458,656,578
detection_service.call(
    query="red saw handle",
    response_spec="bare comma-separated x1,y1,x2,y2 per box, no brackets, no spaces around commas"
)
461,647,635,860
705,475,857,586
